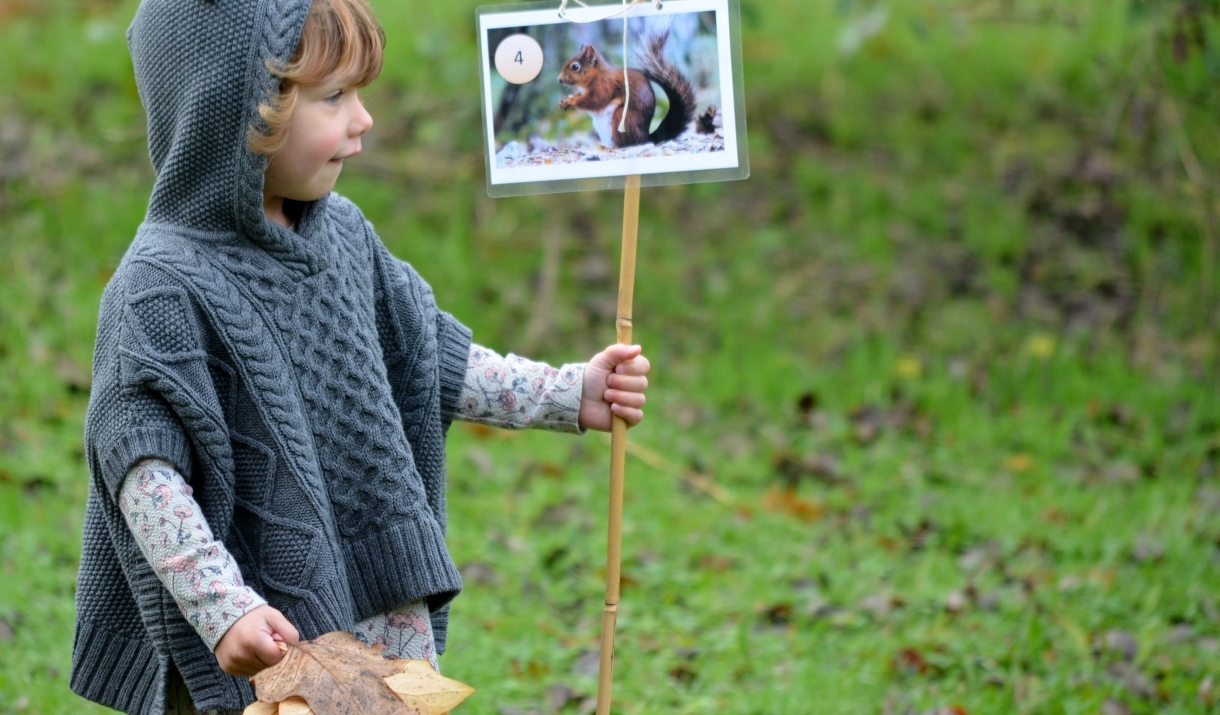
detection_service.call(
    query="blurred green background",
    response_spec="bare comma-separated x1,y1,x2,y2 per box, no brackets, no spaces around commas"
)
2,0,1220,713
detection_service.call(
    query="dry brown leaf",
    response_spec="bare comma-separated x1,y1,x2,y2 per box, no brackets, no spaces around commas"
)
279,696,314,715
251,631,420,715
383,660,476,715
243,702,278,715
761,486,825,523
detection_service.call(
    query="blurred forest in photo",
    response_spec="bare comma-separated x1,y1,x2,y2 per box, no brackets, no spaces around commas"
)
489,12,721,150
3,0,1220,714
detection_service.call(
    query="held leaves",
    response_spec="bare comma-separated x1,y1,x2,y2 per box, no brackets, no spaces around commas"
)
245,631,475,715
385,660,476,714
279,697,314,715
250,632,401,714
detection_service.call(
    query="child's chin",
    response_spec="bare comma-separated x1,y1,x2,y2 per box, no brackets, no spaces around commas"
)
288,184,337,202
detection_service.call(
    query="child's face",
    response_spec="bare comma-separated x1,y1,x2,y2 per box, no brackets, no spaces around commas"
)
263,69,373,204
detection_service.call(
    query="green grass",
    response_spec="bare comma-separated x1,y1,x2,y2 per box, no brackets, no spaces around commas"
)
2,0,1220,713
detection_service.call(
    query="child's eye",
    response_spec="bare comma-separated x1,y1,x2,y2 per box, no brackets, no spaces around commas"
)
325,90,344,103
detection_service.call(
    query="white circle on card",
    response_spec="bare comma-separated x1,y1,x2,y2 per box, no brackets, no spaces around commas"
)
494,34,544,85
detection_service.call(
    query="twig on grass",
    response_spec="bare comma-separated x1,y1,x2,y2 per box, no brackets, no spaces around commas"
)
600,433,736,506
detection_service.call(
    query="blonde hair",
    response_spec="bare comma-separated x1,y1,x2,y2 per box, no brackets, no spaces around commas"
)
248,0,385,156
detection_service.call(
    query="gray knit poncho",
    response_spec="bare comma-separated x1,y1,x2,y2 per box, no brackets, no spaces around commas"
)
71,1,473,713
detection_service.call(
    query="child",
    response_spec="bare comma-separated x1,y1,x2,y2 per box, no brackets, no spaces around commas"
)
71,1,651,713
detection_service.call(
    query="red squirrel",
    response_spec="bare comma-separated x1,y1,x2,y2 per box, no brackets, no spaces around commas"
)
558,32,695,148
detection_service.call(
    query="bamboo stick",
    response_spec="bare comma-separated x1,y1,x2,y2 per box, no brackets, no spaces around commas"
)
595,174,641,715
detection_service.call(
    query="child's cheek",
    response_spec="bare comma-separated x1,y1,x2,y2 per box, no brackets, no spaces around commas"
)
320,126,348,159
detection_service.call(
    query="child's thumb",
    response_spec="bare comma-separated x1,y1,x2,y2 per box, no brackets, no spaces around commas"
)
254,629,288,668
264,608,300,645
601,343,641,366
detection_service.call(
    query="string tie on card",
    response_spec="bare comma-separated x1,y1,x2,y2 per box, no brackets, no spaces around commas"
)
557,0,664,132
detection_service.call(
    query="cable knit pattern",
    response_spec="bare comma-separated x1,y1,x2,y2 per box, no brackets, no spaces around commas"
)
118,349,583,682
72,2,472,713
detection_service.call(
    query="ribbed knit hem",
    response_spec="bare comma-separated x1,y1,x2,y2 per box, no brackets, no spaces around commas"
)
171,632,254,713
98,587,355,714
279,572,359,642
100,426,193,498
436,312,473,432
342,511,463,630
71,621,165,715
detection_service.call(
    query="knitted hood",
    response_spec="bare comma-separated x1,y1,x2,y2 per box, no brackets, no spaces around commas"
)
128,0,323,264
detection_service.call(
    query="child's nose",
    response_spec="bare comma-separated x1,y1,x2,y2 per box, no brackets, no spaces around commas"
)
351,102,374,136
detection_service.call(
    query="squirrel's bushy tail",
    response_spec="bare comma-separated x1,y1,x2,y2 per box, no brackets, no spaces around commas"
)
638,31,695,145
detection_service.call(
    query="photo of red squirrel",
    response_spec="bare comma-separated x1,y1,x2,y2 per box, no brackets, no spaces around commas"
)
558,32,696,149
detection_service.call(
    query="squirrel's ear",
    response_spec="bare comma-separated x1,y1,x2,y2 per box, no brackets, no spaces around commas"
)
580,44,594,58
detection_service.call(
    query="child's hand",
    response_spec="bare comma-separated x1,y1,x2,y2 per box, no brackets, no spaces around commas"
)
579,344,651,432
213,604,299,677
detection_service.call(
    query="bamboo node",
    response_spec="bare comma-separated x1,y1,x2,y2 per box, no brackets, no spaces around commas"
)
615,317,633,328
604,603,619,613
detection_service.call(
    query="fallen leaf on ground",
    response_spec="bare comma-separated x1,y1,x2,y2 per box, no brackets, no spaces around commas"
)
669,664,697,685
1004,454,1033,472
849,405,885,443
570,649,600,678
761,486,825,522
383,659,476,715
945,590,968,613
1101,630,1138,662
773,453,846,487
1108,661,1154,699
860,593,904,619
759,602,794,625
542,683,583,712
892,647,928,675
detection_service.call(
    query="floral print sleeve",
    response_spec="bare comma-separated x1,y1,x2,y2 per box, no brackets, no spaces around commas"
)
352,599,439,672
458,344,586,434
119,458,266,652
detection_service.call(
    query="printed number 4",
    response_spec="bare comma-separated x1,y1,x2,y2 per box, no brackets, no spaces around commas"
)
514,51,524,64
